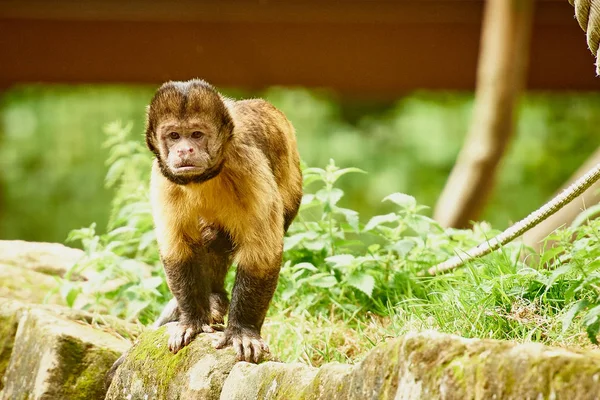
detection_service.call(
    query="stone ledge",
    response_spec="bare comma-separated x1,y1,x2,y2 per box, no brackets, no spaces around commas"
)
1,308,129,400
0,240,85,279
108,328,600,400
0,297,142,393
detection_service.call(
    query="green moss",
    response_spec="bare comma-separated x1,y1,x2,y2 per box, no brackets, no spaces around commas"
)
55,335,120,400
0,301,22,390
0,318,17,389
112,326,238,398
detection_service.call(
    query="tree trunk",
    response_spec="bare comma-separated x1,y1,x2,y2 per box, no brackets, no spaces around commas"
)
433,0,535,228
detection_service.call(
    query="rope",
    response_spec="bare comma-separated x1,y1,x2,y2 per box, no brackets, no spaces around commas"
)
427,162,600,275
570,0,600,74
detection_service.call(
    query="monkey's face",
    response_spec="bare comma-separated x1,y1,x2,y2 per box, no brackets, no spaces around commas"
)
146,80,234,185
158,119,221,179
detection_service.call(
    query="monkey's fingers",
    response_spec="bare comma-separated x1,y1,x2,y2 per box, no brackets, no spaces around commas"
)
215,332,268,363
167,323,204,353
168,330,185,354
214,333,231,349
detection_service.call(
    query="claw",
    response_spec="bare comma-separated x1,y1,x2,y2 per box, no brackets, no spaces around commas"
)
214,327,270,363
167,322,214,354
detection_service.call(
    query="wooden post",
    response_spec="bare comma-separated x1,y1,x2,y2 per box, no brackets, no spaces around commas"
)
433,0,535,228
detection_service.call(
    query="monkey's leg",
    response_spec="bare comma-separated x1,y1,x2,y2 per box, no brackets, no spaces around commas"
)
163,249,215,354
151,297,180,328
205,230,233,325
215,260,280,363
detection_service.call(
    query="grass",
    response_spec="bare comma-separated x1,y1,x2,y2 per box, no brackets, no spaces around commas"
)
55,121,600,368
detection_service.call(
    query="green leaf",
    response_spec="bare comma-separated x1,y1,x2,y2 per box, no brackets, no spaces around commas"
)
300,194,316,205
126,300,151,319
335,207,360,232
59,282,81,308
406,215,432,235
583,305,600,344
142,277,164,290
281,286,297,301
347,272,375,297
309,274,338,288
364,213,398,231
332,167,366,182
304,239,328,251
544,264,572,291
383,193,417,208
316,188,344,207
294,262,318,272
388,239,415,257
562,300,589,334
539,246,565,266
284,234,305,251
326,254,355,267
572,204,600,229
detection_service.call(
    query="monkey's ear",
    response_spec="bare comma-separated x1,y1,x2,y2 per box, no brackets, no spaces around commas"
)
145,105,160,156
222,114,235,138
146,131,158,155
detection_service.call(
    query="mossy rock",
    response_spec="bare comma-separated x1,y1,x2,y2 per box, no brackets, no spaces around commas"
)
0,240,85,279
1,308,129,400
341,330,600,399
106,323,246,400
0,298,142,397
0,263,65,305
221,330,600,399
221,361,352,400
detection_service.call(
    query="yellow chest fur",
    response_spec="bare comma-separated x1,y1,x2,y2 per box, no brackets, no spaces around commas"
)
150,159,282,261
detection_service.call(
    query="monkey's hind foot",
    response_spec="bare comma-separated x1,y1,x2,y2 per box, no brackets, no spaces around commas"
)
214,327,270,363
209,292,229,325
167,322,215,354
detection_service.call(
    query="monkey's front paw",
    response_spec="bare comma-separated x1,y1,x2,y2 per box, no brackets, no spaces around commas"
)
214,327,270,363
167,322,215,354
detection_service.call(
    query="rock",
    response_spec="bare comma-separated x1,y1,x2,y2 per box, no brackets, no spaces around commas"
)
0,297,142,382
0,240,85,279
1,308,129,400
218,331,600,400
0,299,23,391
339,330,600,399
106,323,243,400
0,264,64,305
220,362,317,399
220,361,352,400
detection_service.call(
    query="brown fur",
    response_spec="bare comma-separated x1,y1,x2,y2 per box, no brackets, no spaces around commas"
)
147,79,302,362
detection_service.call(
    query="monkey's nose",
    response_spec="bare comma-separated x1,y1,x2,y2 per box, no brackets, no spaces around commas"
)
177,147,194,155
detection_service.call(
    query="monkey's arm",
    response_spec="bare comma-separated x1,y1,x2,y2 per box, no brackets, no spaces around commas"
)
162,251,216,352
215,212,284,363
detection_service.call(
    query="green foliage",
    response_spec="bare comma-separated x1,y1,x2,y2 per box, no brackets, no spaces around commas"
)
2,86,598,244
51,122,166,324
538,219,600,344
52,119,600,365
0,85,154,242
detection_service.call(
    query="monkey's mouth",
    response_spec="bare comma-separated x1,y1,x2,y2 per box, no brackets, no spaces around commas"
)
173,162,204,173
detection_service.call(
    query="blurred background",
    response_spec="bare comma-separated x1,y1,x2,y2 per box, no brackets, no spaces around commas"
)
0,0,599,245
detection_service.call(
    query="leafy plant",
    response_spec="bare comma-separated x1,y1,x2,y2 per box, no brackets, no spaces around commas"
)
50,122,167,324
50,118,600,366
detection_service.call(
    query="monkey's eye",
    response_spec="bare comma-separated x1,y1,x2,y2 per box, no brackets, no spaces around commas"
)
191,131,204,139
169,132,180,140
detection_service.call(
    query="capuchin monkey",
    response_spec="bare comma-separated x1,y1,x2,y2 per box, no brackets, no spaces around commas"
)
106,79,302,387
146,79,303,362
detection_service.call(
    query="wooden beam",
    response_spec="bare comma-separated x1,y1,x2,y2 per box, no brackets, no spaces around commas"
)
0,0,598,96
